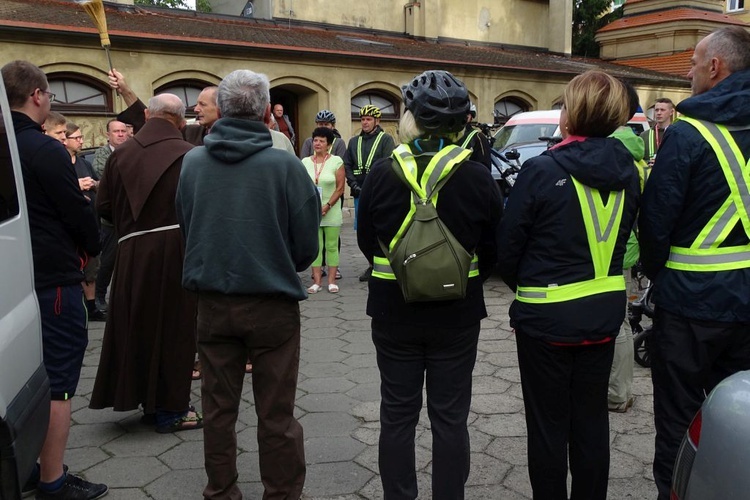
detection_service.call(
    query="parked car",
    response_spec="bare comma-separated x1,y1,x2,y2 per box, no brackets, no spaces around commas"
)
671,370,750,499
493,109,651,151
490,140,552,201
0,72,50,499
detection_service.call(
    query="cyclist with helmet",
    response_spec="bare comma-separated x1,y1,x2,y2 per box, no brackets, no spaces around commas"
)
458,102,492,169
357,70,502,499
300,109,347,159
343,105,396,281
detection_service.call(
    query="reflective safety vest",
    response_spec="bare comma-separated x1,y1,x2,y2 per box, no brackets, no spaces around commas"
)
646,128,658,161
352,132,385,175
666,117,750,272
460,129,479,149
371,143,479,282
516,177,626,303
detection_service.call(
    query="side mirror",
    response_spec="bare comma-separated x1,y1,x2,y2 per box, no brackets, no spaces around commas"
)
505,149,521,161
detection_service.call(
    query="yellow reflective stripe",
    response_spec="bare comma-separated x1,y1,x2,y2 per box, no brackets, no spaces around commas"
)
691,198,736,250
648,129,656,159
373,255,479,280
666,244,750,271
570,177,624,278
356,132,385,172
460,129,478,149
516,275,625,304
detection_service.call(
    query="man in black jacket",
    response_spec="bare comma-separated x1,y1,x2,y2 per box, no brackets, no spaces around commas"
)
344,105,396,280
2,60,106,500
639,27,750,500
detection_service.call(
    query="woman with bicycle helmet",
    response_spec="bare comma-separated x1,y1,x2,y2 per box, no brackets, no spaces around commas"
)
299,109,346,159
497,70,640,500
357,70,502,499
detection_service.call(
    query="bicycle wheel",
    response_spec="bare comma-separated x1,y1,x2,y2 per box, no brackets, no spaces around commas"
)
634,328,652,368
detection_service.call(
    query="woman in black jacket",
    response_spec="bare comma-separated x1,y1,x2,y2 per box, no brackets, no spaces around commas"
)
357,70,502,499
497,70,639,500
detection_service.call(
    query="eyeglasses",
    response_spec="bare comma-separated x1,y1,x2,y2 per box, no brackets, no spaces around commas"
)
30,89,56,101
66,135,84,141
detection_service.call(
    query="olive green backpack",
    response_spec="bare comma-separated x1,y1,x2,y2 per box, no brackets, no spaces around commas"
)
377,144,476,303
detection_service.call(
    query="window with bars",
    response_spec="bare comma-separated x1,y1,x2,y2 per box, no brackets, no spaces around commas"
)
155,80,214,118
48,74,111,115
351,92,399,120
494,98,529,125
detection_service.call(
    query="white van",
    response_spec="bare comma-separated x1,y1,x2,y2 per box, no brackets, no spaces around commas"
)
0,72,50,497
493,109,650,150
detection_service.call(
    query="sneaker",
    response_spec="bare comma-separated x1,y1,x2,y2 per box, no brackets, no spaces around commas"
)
87,309,107,322
35,472,107,500
608,396,635,413
358,266,372,282
22,465,68,498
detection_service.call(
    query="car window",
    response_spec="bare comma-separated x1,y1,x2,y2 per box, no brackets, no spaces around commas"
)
0,107,20,223
494,124,558,150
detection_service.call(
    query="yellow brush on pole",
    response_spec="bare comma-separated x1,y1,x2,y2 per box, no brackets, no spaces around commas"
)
77,0,114,72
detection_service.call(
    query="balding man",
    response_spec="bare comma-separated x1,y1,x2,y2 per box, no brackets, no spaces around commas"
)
109,69,218,145
90,94,201,434
639,26,750,499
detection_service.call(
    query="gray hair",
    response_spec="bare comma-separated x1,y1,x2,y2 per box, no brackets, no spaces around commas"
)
147,93,186,120
705,26,750,73
397,110,463,144
217,70,270,121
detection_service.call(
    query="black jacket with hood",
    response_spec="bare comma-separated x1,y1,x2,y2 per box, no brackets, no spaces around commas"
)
12,111,100,289
498,136,640,343
639,69,750,322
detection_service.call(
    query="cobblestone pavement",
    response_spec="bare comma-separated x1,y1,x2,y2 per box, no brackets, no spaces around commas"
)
71,216,657,499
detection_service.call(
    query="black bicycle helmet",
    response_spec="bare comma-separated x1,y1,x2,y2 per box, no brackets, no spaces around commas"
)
315,109,336,124
401,70,470,135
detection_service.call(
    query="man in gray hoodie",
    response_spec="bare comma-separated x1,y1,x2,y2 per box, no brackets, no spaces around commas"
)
176,69,320,500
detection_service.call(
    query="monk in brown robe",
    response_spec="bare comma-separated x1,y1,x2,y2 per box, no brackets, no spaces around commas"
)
90,93,200,433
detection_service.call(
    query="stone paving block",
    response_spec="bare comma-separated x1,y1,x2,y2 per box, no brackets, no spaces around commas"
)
102,431,183,457
159,440,205,469
303,316,345,329
302,305,343,318
493,366,522,383
339,341,375,355
68,422,125,448
144,469,207,499
468,427,494,453
350,401,379,422
481,351,520,368
74,377,96,396
351,425,379,447
236,426,260,453
466,483,530,499
87,456,168,488
345,366,379,384
473,413,527,438
299,361,351,378
79,365,99,379
336,310,370,321
345,382,380,402
608,476,657,499
612,433,656,463
298,376,356,394
65,446,109,472
298,412,360,438
478,339,518,353
466,451,512,486
102,488,151,499
303,326,347,340
633,374,655,395
73,407,140,425
305,435,366,463
609,448,647,479
472,375,511,395
235,451,261,481
471,393,525,415
609,407,656,434
70,395,91,413
485,435,529,466
472,361,498,376
303,461,373,497
340,353,377,369
502,464,533,499
297,392,358,413
337,319,371,331
302,347,349,363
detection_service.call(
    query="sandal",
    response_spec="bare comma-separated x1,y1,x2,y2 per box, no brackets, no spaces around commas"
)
192,360,202,380
155,410,203,434
245,362,253,374
328,283,339,293
307,284,322,294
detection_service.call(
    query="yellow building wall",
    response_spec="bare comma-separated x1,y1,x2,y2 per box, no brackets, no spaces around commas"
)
273,0,558,50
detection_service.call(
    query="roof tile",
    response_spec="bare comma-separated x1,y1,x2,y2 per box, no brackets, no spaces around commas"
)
600,7,749,32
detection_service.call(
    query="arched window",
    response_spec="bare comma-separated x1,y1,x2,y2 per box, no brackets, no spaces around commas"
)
47,73,111,115
351,91,399,120
551,100,564,110
494,97,529,125
155,80,213,118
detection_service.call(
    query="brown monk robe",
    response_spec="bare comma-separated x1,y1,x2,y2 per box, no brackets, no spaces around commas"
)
90,95,198,431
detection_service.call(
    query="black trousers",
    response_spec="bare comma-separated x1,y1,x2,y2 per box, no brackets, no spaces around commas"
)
95,224,116,303
651,308,750,500
516,332,615,500
372,319,480,500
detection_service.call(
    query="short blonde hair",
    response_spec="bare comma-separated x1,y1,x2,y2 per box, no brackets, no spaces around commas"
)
563,70,630,138
397,110,463,145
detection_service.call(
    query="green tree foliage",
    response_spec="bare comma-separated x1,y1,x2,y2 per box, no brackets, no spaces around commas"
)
135,0,211,13
572,0,624,58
